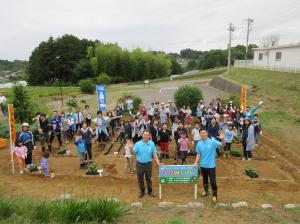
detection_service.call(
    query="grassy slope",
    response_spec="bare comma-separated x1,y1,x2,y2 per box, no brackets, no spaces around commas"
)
225,68,300,153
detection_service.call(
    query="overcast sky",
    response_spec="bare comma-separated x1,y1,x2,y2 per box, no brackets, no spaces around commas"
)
0,0,300,60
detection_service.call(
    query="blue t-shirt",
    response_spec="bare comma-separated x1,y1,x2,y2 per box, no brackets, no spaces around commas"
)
224,129,237,143
74,139,86,154
133,139,157,163
196,139,221,168
50,116,62,131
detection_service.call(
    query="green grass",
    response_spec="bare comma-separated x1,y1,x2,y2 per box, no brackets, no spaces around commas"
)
0,197,128,223
224,68,300,153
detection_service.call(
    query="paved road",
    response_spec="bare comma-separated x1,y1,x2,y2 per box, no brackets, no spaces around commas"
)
135,79,227,106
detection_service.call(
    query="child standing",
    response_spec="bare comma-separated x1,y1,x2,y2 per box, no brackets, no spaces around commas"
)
223,124,237,157
117,120,126,145
14,143,27,174
125,138,134,173
40,152,50,177
252,114,262,146
158,123,172,159
74,134,87,168
191,122,201,154
178,132,190,164
79,122,93,163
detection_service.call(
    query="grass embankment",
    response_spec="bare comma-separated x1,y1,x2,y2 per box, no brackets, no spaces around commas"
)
225,68,300,153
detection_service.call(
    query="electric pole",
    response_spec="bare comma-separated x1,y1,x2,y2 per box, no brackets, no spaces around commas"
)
227,23,235,71
245,18,254,59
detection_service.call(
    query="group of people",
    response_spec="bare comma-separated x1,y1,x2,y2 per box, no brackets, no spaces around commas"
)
11,95,263,203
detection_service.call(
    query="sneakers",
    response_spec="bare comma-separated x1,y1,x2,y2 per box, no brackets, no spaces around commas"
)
242,158,246,161
212,196,217,203
248,158,252,161
201,191,208,197
20,170,24,175
138,192,145,198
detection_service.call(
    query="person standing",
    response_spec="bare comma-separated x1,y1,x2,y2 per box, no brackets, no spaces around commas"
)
241,118,255,160
75,107,84,133
16,123,35,167
0,94,7,116
242,101,263,121
169,100,177,124
252,114,262,146
133,130,163,198
126,96,134,117
83,105,92,127
158,123,172,159
193,129,224,203
50,110,63,151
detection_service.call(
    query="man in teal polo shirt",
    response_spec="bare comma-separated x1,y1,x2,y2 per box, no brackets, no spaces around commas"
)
193,129,224,203
134,130,163,198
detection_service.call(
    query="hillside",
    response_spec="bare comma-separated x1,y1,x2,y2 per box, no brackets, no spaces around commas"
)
225,68,300,153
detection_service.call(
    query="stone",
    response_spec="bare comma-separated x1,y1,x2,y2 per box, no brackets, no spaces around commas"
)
158,202,175,209
261,204,272,209
188,202,205,209
131,202,143,208
58,193,74,200
231,202,248,208
176,204,188,208
284,204,299,209
216,203,229,208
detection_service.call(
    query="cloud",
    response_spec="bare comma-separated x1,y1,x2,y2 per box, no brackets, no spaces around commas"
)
0,0,299,60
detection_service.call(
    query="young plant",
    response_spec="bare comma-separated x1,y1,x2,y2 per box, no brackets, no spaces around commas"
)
244,167,259,178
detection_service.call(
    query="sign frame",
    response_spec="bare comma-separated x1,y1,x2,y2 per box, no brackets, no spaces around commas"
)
159,165,198,200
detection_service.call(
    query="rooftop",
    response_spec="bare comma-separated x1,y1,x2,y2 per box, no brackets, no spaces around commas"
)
253,43,300,51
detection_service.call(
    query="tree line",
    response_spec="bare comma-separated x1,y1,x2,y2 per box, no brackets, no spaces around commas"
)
25,34,257,85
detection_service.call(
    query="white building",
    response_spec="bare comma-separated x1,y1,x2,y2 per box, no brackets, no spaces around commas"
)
234,43,300,73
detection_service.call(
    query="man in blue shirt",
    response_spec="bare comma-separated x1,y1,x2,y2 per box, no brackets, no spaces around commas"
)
194,128,224,203
133,130,163,198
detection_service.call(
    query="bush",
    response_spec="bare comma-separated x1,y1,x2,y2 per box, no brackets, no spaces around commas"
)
244,167,259,178
12,85,33,123
111,76,127,84
174,85,203,114
79,79,95,94
230,150,241,157
96,73,112,85
86,165,100,176
66,96,78,108
120,94,142,115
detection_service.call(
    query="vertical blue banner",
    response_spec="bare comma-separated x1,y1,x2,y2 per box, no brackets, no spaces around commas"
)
96,85,106,111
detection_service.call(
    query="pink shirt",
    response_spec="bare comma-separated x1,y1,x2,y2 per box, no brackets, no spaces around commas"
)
178,138,189,151
14,146,27,159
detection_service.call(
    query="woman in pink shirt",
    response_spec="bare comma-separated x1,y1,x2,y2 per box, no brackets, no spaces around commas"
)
178,132,190,164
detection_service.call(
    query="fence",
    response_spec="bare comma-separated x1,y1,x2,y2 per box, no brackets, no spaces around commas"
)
234,60,300,73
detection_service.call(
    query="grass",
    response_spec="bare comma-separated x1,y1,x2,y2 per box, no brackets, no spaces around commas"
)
0,197,128,223
224,68,300,153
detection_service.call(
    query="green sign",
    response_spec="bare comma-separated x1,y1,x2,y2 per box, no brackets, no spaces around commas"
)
159,165,198,184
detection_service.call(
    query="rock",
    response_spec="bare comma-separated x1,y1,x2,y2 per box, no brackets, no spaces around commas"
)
176,204,188,208
58,193,74,200
188,202,205,209
158,202,175,209
216,203,229,208
131,202,143,208
261,204,272,209
284,204,299,209
106,197,120,202
231,202,248,208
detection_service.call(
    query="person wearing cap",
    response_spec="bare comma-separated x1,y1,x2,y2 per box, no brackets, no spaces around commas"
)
168,100,177,124
241,117,255,160
16,123,35,166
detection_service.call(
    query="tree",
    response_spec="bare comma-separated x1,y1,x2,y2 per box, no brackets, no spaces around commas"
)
79,79,95,94
174,86,203,114
261,34,280,48
12,85,32,123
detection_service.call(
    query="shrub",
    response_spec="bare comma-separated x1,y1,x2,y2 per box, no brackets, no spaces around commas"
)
244,167,259,178
86,165,100,176
111,76,127,84
79,79,95,94
12,85,33,123
0,199,15,220
96,73,112,85
174,85,203,114
66,96,78,108
230,150,241,157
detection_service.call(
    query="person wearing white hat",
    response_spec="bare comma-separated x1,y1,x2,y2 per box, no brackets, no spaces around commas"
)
16,123,35,166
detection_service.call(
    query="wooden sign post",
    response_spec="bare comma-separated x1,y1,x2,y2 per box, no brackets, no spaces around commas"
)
8,104,16,174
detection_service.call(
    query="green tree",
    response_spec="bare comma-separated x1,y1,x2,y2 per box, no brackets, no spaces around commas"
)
174,86,203,114
79,79,95,94
12,85,32,123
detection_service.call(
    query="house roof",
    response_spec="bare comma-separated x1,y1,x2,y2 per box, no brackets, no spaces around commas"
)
253,43,300,51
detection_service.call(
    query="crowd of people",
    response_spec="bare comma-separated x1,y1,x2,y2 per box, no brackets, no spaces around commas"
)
11,95,263,202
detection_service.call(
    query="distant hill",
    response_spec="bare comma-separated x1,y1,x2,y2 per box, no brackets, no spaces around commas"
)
0,60,27,82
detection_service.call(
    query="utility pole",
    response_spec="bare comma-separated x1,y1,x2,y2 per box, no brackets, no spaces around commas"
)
245,18,254,59
227,23,235,71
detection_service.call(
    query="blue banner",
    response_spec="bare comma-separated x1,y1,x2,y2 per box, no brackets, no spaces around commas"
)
96,85,106,111
159,165,198,184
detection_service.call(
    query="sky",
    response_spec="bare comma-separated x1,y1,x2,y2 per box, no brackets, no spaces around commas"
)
0,0,300,61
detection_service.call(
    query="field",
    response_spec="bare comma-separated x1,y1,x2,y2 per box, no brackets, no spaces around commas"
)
0,68,300,223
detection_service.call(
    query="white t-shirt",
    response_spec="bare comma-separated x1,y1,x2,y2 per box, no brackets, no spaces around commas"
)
191,128,201,141
125,143,132,158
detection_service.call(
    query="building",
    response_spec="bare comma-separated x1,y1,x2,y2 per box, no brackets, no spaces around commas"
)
234,43,300,73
